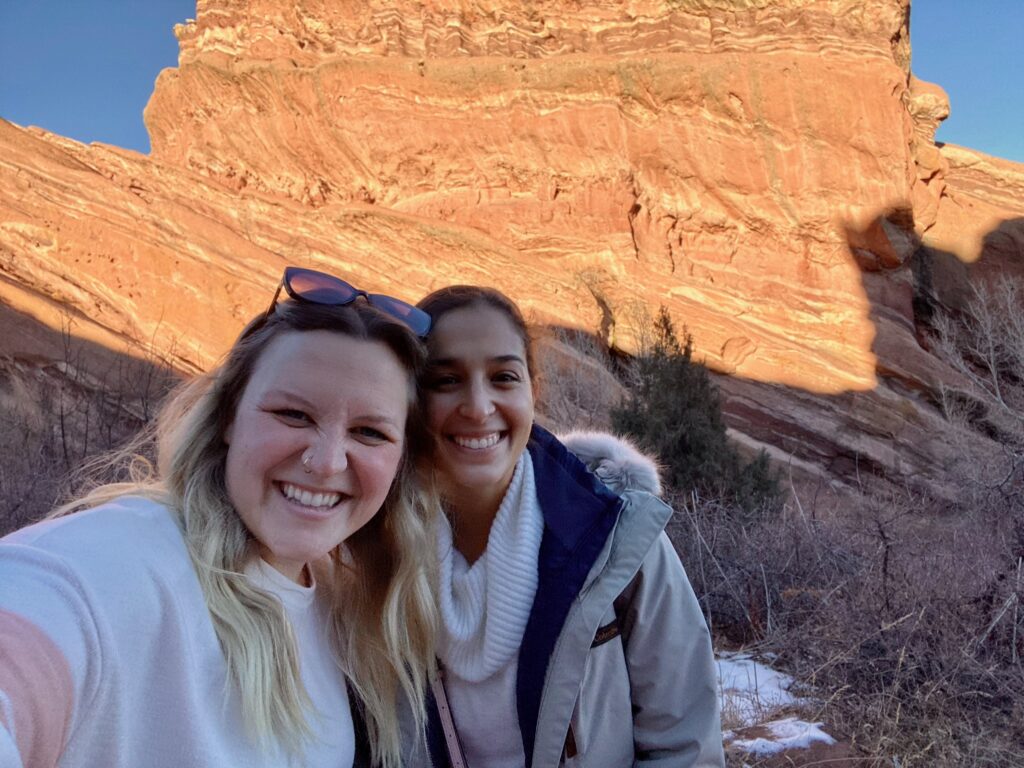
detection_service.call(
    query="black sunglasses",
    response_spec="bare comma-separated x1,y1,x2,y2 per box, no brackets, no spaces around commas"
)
265,266,432,337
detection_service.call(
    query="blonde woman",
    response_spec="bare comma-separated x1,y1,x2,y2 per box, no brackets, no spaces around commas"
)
0,267,437,768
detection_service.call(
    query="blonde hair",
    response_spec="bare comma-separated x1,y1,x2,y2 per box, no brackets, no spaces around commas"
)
53,300,438,767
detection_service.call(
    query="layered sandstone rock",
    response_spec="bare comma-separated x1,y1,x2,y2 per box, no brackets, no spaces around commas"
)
145,0,922,392
2,0,1022,505
916,145,1024,311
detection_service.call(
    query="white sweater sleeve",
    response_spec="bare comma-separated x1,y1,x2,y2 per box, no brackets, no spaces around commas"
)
0,541,103,767
0,726,24,768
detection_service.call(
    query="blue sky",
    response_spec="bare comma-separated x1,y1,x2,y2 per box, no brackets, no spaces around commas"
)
911,1,1024,162
0,2,193,153
0,1,1021,162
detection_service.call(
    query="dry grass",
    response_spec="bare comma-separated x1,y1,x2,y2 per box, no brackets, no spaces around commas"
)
0,343,177,534
666,484,1024,767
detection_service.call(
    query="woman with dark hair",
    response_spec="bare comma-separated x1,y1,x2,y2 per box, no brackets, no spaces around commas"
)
0,267,438,768
414,285,724,768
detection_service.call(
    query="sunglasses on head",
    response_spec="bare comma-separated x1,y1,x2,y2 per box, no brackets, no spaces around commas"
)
266,266,432,337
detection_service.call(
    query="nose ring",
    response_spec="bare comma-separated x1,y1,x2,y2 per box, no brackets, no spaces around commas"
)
302,448,313,474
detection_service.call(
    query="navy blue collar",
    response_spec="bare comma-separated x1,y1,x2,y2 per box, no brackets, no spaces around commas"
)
516,425,622,766
525,424,622,548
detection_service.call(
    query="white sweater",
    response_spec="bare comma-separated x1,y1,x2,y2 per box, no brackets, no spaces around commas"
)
436,454,545,768
0,496,354,768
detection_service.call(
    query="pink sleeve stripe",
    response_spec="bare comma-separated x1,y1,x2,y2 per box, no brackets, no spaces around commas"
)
0,608,73,768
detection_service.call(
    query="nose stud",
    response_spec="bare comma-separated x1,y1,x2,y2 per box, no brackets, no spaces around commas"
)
302,449,313,474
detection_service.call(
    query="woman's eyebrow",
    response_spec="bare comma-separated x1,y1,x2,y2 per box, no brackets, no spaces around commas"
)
261,389,316,410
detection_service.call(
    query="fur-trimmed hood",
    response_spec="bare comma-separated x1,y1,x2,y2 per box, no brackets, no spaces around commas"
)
557,431,662,497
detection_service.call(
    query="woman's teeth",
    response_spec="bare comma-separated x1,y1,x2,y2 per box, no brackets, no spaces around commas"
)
280,482,342,508
453,433,501,450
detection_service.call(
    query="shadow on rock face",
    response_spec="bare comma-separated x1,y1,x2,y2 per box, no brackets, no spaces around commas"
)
704,214,1024,509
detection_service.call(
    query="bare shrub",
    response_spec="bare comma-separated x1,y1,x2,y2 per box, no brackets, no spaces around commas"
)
930,277,1024,500
669,481,1024,766
0,329,178,534
932,278,1024,424
534,326,625,433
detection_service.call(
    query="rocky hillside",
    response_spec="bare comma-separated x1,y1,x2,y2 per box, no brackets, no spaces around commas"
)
2,0,1023,508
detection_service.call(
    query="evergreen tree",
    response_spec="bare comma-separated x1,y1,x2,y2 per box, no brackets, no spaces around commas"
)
612,307,779,516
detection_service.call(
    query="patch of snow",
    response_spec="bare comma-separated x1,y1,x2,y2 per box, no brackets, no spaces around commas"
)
716,651,799,726
730,717,837,756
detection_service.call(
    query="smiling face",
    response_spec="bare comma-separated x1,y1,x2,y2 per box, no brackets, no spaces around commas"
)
224,330,410,583
424,304,535,517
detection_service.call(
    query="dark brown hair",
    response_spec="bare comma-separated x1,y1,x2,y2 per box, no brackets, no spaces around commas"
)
416,285,536,379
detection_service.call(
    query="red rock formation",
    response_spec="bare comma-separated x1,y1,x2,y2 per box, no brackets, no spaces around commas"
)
2,0,1022,503
145,0,924,392
919,145,1024,308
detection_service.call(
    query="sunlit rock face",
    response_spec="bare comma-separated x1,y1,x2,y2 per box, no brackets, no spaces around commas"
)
2,0,1023,503
147,0,923,394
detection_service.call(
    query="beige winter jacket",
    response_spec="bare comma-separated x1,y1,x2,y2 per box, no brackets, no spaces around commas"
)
533,488,724,767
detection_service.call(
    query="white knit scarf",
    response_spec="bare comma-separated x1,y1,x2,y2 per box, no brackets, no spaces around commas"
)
436,452,545,682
